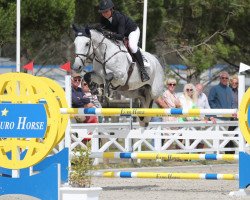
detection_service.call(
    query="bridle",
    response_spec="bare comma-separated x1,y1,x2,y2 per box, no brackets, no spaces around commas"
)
75,30,128,70
75,35,95,67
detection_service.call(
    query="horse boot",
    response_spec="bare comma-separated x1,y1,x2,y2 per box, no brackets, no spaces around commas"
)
132,49,150,82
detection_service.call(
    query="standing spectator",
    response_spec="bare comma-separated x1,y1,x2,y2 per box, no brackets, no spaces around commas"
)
208,71,235,153
162,78,181,149
228,75,238,131
196,83,216,123
177,83,198,149
195,83,215,149
162,78,181,122
229,75,238,109
179,83,197,111
195,83,210,109
208,71,234,109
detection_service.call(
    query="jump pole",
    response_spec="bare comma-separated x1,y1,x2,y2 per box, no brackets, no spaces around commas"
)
60,108,237,117
92,171,238,180
90,152,238,161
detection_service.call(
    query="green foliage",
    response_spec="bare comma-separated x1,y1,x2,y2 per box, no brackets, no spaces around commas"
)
69,143,94,188
159,0,250,82
0,2,15,47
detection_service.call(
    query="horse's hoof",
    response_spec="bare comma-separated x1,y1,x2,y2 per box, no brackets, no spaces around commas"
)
105,73,114,82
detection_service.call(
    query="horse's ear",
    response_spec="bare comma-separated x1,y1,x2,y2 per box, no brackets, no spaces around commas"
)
85,27,91,36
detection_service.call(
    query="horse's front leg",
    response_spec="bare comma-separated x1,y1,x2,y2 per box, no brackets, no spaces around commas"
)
138,98,154,127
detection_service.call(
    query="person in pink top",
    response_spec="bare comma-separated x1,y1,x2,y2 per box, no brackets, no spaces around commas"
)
162,78,181,122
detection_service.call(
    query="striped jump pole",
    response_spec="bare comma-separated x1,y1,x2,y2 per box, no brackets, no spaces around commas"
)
92,171,239,180
90,152,239,161
60,108,237,117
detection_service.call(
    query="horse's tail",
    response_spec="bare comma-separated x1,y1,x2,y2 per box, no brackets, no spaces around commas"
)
150,54,165,99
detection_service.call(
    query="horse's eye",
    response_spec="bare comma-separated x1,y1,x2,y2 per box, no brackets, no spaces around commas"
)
86,43,90,47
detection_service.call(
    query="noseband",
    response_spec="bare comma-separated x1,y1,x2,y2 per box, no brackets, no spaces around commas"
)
75,36,95,67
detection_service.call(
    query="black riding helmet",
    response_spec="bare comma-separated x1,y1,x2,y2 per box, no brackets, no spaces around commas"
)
98,0,114,13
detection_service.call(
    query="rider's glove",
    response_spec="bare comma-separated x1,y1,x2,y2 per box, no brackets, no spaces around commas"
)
103,30,114,39
108,32,114,39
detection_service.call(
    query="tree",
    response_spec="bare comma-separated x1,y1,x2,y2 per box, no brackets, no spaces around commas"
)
157,0,250,82
1,0,75,66
21,0,75,65
0,1,15,56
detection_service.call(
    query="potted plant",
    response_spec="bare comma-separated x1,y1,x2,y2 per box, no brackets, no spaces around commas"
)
60,143,102,200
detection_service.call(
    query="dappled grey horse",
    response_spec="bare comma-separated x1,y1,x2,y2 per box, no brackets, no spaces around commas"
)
72,27,164,127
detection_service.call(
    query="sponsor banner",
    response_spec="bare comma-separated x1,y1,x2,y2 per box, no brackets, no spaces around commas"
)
0,103,47,138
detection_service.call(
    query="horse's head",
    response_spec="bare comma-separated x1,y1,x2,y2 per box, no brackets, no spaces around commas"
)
72,25,94,72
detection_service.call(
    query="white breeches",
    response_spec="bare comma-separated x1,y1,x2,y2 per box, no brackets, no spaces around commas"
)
128,27,140,53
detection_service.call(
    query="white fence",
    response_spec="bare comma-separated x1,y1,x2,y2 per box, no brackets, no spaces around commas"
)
58,120,240,164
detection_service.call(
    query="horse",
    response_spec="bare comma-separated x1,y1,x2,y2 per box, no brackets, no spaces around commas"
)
72,26,164,127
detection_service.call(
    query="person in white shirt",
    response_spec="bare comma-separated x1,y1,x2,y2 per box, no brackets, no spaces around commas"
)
196,83,216,124
195,83,210,109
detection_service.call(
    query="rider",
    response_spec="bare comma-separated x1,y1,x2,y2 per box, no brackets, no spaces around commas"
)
98,0,150,82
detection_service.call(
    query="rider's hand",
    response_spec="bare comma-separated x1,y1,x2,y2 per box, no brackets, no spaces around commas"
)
103,30,113,39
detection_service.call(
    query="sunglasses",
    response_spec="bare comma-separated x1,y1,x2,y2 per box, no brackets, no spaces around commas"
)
220,77,229,80
73,78,81,82
82,83,88,86
186,88,193,92
168,83,176,86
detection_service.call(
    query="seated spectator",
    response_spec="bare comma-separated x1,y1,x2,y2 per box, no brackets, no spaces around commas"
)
81,80,101,123
71,71,94,123
81,80,102,108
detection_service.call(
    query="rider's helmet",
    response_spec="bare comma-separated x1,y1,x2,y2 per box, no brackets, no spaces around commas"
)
98,0,114,13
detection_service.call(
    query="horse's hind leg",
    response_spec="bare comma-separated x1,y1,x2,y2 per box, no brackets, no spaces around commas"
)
138,89,153,127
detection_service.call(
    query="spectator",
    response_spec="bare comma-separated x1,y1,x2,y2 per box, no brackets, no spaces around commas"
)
71,71,94,123
228,75,238,131
208,71,235,153
179,83,197,111
179,83,205,149
162,78,181,122
195,83,210,109
208,71,234,109
81,80,101,123
81,80,102,108
229,75,238,109
162,78,181,149
196,83,216,123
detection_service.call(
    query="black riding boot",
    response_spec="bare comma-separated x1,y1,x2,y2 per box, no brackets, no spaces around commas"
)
132,49,150,82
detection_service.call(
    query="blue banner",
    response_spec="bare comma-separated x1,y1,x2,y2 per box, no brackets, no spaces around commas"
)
0,104,47,138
